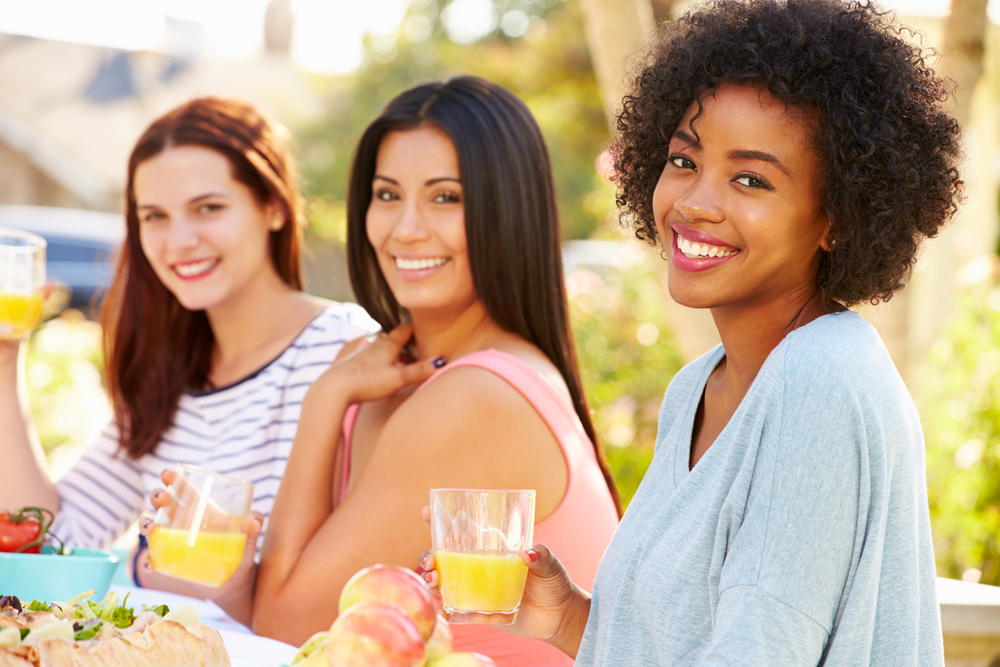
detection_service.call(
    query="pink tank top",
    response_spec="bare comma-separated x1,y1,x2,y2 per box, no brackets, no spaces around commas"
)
339,349,619,667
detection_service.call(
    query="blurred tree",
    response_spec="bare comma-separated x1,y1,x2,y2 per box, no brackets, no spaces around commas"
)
577,0,653,126
297,0,610,247
922,278,1000,585
567,255,682,507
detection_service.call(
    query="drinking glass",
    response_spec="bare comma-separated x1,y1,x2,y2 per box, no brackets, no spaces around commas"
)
0,229,46,341
430,488,535,624
148,464,254,588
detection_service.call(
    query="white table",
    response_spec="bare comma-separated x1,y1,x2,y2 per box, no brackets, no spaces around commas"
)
110,585,298,667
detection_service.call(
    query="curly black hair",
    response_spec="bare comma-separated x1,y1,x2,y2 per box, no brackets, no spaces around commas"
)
613,0,963,306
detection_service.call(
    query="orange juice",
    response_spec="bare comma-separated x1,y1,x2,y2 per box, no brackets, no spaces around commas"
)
0,293,43,340
435,550,528,612
148,526,246,587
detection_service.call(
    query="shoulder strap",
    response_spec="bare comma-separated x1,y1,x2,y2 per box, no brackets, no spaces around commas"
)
416,350,593,462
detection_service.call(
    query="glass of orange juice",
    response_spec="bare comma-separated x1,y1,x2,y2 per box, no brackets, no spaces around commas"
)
430,488,535,625
148,464,253,588
0,229,46,341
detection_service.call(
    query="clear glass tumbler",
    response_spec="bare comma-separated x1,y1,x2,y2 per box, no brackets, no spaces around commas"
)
148,464,254,588
0,229,46,341
430,488,536,624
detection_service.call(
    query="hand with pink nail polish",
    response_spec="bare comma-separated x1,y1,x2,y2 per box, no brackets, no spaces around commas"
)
417,506,590,658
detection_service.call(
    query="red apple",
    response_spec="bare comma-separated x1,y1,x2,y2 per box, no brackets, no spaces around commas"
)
427,652,497,667
424,614,453,660
339,564,437,640
325,600,426,667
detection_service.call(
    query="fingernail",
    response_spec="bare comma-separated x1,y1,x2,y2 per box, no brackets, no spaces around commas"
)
526,549,538,563
424,573,433,583
433,357,446,368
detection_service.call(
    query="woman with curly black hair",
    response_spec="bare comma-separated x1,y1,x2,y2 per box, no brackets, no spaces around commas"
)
419,0,961,664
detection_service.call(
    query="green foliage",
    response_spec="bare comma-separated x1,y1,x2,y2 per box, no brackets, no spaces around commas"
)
568,254,683,508
296,0,609,255
24,311,110,460
920,281,1000,585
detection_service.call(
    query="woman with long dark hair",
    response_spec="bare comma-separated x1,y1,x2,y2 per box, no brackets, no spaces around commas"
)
422,1,961,664
0,97,376,620
250,76,620,666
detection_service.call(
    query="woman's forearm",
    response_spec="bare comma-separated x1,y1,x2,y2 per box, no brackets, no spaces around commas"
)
254,379,351,623
0,342,58,511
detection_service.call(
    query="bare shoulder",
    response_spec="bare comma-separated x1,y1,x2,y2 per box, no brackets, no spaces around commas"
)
395,364,530,426
362,352,570,514
484,339,574,405
377,363,551,458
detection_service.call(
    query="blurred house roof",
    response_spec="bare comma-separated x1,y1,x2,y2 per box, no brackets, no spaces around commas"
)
0,20,325,212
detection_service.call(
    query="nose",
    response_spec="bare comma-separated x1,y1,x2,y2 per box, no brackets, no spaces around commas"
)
391,200,431,243
165,215,199,252
673,175,725,224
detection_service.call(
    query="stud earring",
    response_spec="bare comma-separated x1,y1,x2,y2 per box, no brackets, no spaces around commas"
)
271,219,283,231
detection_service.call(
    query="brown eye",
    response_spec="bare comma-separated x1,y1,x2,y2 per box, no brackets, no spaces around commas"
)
433,192,460,203
735,174,772,190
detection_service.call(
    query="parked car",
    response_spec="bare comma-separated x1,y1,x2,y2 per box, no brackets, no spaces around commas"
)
0,205,124,310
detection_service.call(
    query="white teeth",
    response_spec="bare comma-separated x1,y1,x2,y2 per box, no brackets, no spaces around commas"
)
676,235,735,259
174,259,218,277
395,257,448,270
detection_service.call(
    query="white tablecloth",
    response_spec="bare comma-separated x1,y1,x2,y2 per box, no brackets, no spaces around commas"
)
110,585,298,667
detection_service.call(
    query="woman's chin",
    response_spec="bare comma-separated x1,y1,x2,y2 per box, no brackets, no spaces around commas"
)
171,292,224,313
666,283,718,311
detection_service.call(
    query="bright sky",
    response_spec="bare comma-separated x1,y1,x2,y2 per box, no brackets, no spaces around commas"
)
0,0,994,75
0,0,503,75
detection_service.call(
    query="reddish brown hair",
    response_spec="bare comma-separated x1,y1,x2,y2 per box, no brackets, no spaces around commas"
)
101,97,303,459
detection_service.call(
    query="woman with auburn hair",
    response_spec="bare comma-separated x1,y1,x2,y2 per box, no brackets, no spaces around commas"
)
236,76,620,666
0,96,376,621
422,1,961,664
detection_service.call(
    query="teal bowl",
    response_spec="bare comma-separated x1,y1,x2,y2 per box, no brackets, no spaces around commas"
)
0,548,119,604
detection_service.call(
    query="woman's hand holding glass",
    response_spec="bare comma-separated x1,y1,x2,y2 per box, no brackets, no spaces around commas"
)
137,467,263,625
418,506,592,659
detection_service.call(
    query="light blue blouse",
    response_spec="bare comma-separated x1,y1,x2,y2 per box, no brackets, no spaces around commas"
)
576,312,943,666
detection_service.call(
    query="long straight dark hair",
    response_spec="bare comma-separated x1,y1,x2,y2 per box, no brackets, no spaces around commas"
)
102,97,303,459
346,76,622,515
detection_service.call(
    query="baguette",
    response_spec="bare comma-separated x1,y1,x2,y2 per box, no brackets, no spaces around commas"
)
0,594,230,667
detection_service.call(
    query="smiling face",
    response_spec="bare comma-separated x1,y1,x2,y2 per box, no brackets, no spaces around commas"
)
133,145,282,313
365,124,478,317
652,83,831,313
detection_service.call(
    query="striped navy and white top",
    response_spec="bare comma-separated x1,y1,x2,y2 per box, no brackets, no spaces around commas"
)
50,303,379,552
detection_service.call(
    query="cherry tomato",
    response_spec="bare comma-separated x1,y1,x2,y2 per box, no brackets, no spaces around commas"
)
0,508,54,554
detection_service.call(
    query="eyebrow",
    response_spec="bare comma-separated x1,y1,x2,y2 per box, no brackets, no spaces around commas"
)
671,130,790,177
726,150,789,177
373,175,461,186
136,193,227,210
